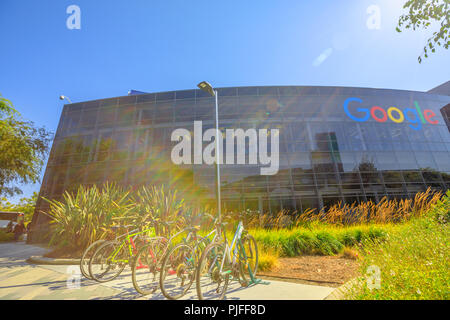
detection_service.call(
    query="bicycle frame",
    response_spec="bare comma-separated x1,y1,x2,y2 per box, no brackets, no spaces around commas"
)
211,221,266,286
108,227,156,266
213,221,244,277
159,226,218,275
180,227,218,266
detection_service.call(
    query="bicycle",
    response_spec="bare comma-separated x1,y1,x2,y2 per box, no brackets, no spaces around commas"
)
195,221,258,300
130,220,180,295
88,225,155,283
131,212,216,296
80,225,136,280
80,239,107,279
158,224,218,300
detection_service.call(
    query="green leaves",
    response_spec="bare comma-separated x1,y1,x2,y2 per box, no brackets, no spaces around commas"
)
0,95,17,117
0,94,52,196
0,192,38,223
396,0,449,63
41,183,188,251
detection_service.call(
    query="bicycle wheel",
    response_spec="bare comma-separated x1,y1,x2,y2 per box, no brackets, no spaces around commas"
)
160,243,196,300
239,234,258,286
131,237,167,295
80,240,106,279
196,242,230,300
89,240,127,283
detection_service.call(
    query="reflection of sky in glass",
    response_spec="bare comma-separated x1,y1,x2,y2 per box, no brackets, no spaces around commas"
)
36,87,450,216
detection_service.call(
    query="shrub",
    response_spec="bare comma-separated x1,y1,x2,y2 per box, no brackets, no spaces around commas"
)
345,193,450,300
0,230,14,242
431,190,450,224
42,183,135,251
236,188,443,229
41,183,190,252
342,247,359,260
292,230,317,255
253,225,389,257
315,231,343,255
258,249,280,272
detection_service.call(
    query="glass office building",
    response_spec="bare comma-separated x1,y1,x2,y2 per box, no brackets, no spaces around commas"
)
29,86,450,239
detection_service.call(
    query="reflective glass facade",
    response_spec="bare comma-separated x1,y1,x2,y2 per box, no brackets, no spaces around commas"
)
31,86,450,229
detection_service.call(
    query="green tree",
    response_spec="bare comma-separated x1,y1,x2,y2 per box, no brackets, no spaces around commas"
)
0,192,38,224
396,0,450,63
0,94,52,196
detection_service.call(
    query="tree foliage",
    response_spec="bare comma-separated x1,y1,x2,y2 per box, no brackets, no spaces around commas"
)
396,0,450,63
0,192,38,224
0,94,52,196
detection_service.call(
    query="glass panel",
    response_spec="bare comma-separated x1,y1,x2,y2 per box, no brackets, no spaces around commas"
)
403,171,423,183
174,99,196,122
156,92,175,101
98,107,117,126
432,152,450,171
323,197,342,209
176,90,195,99
80,109,97,128
118,95,136,105
195,99,214,120
414,152,438,170
298,197,320,213
288,152,311,170
237,87,258,96
140,108,154,125
153,102,173,122
375,152,399,170
421,169,445,188
116,105,136,126
343,124,365,151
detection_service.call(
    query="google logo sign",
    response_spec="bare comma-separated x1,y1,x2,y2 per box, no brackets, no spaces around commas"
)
343,97,439,131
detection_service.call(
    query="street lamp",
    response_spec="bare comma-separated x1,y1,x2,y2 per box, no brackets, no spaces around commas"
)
59,95,73,104
197,81,221,221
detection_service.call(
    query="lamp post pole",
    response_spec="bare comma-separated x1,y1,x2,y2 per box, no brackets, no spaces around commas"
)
197,81,221,222
214,90,221,222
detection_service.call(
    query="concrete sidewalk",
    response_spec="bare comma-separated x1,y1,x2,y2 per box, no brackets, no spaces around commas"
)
0,242,122,300
0,242,335,300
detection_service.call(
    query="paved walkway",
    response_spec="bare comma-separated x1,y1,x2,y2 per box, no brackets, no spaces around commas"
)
0,242,335,300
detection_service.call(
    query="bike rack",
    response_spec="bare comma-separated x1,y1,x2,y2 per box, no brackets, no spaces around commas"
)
247,264,270,286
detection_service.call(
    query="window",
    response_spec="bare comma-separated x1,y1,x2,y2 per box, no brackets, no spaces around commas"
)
140,109,153,125
80,109,97,128
414,152,438,170
403,171,423,183
156,91,175,101
174,99,196,122
98,107,116,126
237,87,258,96
195,99,214,120
118,96,136,105
176,90,195,100
116,105,136,126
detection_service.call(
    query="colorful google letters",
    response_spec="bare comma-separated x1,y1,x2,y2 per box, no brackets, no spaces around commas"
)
343,97,438,130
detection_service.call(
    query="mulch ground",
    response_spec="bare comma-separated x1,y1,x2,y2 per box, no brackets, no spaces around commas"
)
258,255,361,287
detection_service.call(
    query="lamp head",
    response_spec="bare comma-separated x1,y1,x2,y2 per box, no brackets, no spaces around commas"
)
59,95,72,104
197,81,216,97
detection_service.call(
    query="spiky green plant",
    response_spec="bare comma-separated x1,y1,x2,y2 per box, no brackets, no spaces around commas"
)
131,185,187,233
42,183,133,251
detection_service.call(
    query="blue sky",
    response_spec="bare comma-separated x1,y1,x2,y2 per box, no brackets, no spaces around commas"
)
1,0,449,201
